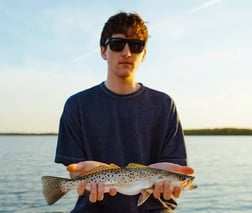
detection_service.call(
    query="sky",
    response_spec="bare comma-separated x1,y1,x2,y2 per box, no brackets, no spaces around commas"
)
1,0,252,133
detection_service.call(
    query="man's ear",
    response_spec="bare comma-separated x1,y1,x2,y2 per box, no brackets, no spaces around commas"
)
141,48,147,62
101,46,107,60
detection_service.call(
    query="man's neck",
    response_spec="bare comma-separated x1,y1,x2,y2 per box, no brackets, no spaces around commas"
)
105,79,141,95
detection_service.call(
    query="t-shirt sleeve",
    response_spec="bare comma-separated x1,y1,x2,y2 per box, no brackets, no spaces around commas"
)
159,99,187,166
55,98,86,166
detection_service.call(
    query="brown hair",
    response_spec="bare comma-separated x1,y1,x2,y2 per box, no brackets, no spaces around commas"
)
100,12,148,47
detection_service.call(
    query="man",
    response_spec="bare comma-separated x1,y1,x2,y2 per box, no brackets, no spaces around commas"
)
55,12,194,212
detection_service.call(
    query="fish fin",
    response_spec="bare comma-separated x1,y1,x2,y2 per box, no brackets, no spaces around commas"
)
80,163,120,176
183,183,198,190
137,189,153,206
189,184,198,190
41,176,72,205
108,163,121,169
126,163,148,169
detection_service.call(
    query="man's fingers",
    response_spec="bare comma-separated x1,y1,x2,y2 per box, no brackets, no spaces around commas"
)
77,180,116,203
153,181,182,201
162,181,171,200
89,182,106,202
109,188,117,196
153,182,162,199
97,183,105,201
172,186,181,198
77,180,86,195
89,182,98,203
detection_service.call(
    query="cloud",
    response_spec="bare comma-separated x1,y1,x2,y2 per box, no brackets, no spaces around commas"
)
53,48,99,71
148,0,225,43
43,6,103,39
188,0,224,14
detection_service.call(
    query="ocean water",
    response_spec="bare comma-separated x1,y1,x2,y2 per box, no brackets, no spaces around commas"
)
0,135,251,213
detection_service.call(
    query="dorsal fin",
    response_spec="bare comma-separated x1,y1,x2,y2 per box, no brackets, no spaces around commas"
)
80,163,120,177
125,163,148,169
107,163,121,169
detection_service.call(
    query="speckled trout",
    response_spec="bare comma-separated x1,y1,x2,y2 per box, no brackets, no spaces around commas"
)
41,163,197,206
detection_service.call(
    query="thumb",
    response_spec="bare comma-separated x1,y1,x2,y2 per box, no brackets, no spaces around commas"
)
168,164,194,174
149,162,194,175
67,163,84,172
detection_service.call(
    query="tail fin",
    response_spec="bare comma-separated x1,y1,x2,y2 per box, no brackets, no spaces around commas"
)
41,176,72,205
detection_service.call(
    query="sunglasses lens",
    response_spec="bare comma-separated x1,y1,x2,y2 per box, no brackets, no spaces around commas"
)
128,40,145,53
109,39,126,51
106,38,145,53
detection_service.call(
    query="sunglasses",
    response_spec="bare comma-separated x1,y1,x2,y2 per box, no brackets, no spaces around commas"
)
104,37,145,53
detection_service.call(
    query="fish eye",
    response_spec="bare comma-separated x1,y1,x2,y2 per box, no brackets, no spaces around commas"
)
157,175,165,180
178,175,187,181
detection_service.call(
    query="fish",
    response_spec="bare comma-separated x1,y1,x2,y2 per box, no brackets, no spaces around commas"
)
41,163,197,206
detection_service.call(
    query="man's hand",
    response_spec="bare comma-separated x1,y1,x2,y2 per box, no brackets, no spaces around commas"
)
149,162,194,200
66,161,117,203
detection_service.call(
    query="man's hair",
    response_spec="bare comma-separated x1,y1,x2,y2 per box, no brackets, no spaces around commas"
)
100,12,148,47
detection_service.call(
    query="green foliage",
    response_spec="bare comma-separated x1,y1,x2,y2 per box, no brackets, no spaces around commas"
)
184,128,252,135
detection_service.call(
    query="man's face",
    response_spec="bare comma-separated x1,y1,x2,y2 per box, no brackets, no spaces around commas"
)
101,33,146,80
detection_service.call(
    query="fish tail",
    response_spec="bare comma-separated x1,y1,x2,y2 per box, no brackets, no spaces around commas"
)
41,176,72,205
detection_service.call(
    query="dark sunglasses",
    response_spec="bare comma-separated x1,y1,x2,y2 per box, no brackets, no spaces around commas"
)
104,37,145,53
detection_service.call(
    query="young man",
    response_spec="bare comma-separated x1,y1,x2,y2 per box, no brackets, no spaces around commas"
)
55,12,194,213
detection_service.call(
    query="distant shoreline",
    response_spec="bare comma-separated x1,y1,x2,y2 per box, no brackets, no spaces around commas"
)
1,128,252,136
184,128,252,135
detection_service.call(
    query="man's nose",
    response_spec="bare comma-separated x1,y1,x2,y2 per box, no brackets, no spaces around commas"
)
121,43,132,57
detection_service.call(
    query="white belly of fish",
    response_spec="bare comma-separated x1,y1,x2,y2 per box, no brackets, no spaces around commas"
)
110,180,153,195
84,180,152,195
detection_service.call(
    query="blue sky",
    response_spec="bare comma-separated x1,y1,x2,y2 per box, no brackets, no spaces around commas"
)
1,0,252,133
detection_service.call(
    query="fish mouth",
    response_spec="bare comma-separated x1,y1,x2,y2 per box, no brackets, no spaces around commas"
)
180,176,197,190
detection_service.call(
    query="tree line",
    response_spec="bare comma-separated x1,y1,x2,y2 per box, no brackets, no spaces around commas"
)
184,128,252,135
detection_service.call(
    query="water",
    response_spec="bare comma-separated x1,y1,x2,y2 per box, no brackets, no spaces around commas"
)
0,135,251,213
177,136,252,213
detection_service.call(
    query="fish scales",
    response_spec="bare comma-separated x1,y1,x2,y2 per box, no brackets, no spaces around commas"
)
41,163,197,206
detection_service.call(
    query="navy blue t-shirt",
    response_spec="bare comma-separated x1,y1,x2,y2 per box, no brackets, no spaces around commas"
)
55,82,187,212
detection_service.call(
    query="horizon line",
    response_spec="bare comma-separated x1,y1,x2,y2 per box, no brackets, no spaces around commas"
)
1,127,252,136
